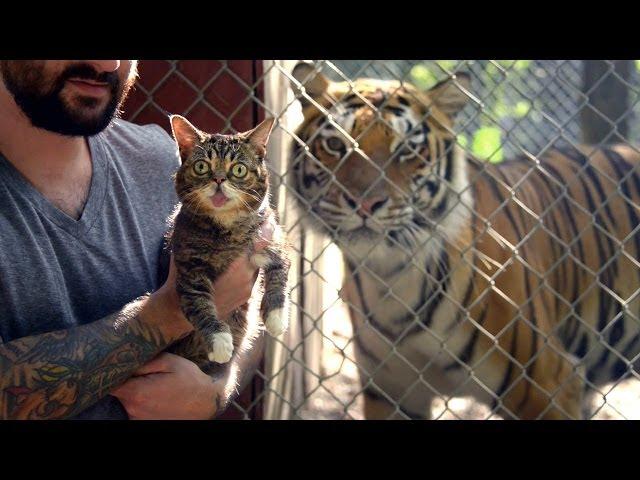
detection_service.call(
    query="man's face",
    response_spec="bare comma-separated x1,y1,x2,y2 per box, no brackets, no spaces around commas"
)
0,60,138,136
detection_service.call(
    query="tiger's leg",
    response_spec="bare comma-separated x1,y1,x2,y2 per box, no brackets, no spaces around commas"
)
363,385,433,420
497,344,585,420
581,385,600,420
363,389,400,420
342,273,433,420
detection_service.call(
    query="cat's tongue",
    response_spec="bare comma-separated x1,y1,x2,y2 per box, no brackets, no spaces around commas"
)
211,191,228,208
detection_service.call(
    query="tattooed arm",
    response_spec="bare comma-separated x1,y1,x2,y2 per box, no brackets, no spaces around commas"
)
0,283,193,420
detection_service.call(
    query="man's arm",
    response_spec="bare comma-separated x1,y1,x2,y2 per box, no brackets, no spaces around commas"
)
109,332,265,420
0,286,192,420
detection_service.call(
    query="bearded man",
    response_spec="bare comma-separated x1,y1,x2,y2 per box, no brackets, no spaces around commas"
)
0,60,269,419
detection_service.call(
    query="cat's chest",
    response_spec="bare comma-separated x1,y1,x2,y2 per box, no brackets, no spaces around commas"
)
173,216,255,270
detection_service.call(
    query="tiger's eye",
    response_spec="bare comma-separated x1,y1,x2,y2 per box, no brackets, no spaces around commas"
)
325,136,345,153
193,160,210,175
232,163,248,178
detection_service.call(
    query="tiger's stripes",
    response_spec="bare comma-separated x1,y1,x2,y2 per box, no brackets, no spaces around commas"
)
289,63,640,419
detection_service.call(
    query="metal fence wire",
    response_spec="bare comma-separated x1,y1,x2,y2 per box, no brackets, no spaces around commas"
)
126,60,640,420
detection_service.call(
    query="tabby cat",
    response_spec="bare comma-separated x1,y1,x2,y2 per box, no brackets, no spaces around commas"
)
167,115,290,368
290,62,640,419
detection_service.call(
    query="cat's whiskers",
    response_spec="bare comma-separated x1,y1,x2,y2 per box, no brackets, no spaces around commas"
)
224,184,257,210
183,188,210,216
238,187,262,204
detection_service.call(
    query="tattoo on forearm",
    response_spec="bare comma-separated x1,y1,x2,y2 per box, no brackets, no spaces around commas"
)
0,296,171,420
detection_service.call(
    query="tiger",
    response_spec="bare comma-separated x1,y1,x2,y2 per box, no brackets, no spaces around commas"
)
288,61,640,420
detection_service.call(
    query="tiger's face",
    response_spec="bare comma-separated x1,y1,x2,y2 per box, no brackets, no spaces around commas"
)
290,63,473,260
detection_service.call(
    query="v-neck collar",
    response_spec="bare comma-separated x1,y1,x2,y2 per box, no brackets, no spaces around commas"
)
0,133,109,238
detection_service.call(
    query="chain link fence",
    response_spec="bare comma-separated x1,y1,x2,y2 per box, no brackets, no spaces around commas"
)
125,60,640,419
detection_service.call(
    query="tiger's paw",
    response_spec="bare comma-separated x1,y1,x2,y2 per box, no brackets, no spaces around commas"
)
207,332,234,363
265,308,288,337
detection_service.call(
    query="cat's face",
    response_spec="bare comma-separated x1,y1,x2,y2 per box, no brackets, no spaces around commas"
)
170,116,274,224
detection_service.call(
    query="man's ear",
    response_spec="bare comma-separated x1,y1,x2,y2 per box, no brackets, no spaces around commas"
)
291,62,331,106
243,117,275,158
426,72,473,118
169,115,206,163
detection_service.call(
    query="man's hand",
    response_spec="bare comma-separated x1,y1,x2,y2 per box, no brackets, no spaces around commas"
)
111,353,218,420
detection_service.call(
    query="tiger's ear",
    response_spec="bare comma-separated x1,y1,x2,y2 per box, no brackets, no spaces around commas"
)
170,115,206,163
242,117,275,159
291,62,330,106
426,72,472,118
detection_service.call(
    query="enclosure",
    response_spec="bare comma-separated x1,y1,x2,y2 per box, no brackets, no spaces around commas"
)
122,60,640,420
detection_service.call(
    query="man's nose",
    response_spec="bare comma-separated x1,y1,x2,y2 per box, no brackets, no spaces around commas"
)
86,60,121,73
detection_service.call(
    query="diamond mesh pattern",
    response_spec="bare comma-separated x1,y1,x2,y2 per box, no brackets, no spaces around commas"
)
123,60,640,420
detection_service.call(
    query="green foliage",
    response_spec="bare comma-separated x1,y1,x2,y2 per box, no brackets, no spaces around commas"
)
514,101,531,118
456,133,469,148
407,60,535,163
471,126,503,162
409,64,438,90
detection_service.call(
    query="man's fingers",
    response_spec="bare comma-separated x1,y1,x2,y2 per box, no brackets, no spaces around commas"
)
132,352,177,376
110,377,143,398
254,216,276,252
167,254,178,284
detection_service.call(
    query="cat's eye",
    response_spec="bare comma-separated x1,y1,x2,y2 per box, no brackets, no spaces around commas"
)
193,160,210,175
231,163,248,178
322,136,346,156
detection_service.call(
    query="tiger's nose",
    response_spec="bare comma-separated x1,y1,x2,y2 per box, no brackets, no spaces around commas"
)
357,196,388,217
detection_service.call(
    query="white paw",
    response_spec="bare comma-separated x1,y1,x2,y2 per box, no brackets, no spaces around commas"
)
251,253,271,268
265,308,288,337
208,332,234,363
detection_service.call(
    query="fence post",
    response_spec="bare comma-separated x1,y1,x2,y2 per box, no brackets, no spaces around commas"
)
581,60,632,144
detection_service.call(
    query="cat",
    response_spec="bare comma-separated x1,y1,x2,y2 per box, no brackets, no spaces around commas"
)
165,115,290,368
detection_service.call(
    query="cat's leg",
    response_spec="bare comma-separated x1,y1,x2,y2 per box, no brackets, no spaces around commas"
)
252,243,290,337
176,270,234,364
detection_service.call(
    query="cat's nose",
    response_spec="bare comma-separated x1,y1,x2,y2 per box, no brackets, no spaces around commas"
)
213,174,227,184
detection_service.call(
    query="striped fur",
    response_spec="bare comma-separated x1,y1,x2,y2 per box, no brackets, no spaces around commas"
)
289,63,640,419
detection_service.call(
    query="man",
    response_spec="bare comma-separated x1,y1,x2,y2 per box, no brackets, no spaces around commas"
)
0,60,269,419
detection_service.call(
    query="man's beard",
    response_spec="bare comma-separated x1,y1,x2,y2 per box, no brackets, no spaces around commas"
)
0,61,137,136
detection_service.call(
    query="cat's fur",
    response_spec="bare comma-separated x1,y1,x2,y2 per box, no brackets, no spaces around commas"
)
166,115,290,368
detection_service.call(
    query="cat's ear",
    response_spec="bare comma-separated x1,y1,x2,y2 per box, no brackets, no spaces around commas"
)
170,115,206,163
242,117,275,159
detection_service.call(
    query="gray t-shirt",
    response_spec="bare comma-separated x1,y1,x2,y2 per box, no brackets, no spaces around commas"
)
0,119,180,419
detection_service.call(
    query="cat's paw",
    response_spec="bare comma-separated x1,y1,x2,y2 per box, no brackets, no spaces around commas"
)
207,332,234,363
250,253,271,268
265,308,288,337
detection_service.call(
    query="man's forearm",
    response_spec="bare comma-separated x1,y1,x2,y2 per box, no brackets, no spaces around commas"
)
0,293,188,420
